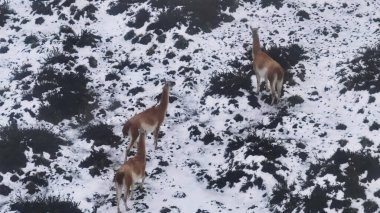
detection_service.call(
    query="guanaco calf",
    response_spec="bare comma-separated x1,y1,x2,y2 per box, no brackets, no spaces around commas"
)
122,81,175,161
114,128,146,212
251,27,284,104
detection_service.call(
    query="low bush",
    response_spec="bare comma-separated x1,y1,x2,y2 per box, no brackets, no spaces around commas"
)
204,71,253,98
63,30,101,53
0,1,15,27
34,66,96,124
81,123,121,147
10,195,82,213
343,43,380,94
79,149,112,177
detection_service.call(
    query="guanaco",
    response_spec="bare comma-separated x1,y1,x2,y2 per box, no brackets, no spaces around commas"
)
122,81,175,160
114,128,147,212
251,26,284,104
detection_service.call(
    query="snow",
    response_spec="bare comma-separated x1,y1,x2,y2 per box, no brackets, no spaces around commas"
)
0,0,380,212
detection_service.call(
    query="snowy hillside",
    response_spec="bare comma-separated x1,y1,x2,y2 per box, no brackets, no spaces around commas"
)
0,0,380,212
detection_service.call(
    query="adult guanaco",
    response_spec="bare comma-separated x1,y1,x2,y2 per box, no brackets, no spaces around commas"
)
251,26,284,104
122,81,175,160
114,128,147,212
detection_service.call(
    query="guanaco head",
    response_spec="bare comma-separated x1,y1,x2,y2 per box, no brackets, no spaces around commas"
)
250,26,260,35
164,80,176,91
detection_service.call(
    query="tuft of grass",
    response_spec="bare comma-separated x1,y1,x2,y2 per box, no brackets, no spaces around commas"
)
244,133,287,161
73,4,97,21
43,48,76,65
34,66,96,124
147,0,237,33
343,43,380,94
31,1,53,15
207,170,252,190
204,71,253,98
0,0,15,27
0,124,68,173
107,0,146,15
260,0,284,9
79,149,112,177
287,95,304,107
11,64,32,81
63,30,101,53
128,8,150,28
0,124,28,173
10,195,82,213
81,124,121,147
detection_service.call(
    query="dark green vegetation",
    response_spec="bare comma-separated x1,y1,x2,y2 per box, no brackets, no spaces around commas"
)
0,124,68,173
342,43,380,94
10,195,83,213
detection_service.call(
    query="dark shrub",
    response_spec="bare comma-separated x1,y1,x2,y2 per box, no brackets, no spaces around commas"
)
107,0,146,15
0,1,15,27
21,128,68,158
0,124,68,172
81,123,121,147
296,10,310,21
173,34,189,49
105,72,120,81
128,8,150,28
34,66,96,124
207,170,252,190
24,35,39,47
124,30,136,41
11,64,32,81
201,130,222,145
336,123,347,130
31,1,53,15
73,4,97,21
0,184,12,196
127,87,144,96
35,17,45,25
343,43,380,94
205,71,253,98
359,137,374,148
43,48,76,65
147,8,186,32
10,195,82,213
369,122,380,131
0,125,28,173
63,30,101,53
147,0,237,33
260,0,283,9
79,149,112,177
88,56,98,68
244,133,287,160
363,200,378,213
0,46,9,53
264,44,308,85
304,186,329,212
113,58,137,70
288,95,304,107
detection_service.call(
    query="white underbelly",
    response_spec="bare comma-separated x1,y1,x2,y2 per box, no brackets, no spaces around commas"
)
140,123,157,133
256,68,267,78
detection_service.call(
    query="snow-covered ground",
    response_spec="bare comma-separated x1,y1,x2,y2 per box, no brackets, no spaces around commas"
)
0,0,379,212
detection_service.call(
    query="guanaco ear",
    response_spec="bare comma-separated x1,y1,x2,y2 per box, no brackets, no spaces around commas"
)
250,26,254,32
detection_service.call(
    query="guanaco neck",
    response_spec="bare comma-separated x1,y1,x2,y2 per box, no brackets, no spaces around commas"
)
157,85,169,113
136,135,146,161
252,31,261,57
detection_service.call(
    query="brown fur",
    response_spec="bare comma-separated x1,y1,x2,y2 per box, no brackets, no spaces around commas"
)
114,129,146,212
123,81,175,161
251,27,284,104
